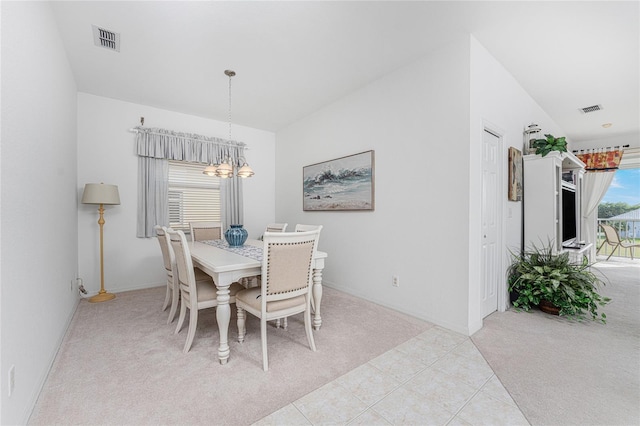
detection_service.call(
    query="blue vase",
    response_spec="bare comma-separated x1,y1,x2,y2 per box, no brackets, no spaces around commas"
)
225,224,248,247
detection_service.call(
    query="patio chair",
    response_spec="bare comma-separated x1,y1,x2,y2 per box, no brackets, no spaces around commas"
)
598,223,640,260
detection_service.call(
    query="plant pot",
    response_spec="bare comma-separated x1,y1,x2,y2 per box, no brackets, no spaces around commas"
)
509,289,520,304
539,299,560,316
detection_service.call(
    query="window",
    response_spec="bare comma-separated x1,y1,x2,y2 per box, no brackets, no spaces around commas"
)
168,160,221,233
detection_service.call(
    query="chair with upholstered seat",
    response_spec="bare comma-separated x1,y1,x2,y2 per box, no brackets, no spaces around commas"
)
252,222,289,327
167,228,244,353
294,224,322,232
294,224,323,314
245,223,289,289
189,221,223,242
155,226,174,317
265,223,288,232
155,225,213,324
598,223,640,260
235,228,321,371
273,224,323,329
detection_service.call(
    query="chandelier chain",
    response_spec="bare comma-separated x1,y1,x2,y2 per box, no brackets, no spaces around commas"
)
228,73,232,142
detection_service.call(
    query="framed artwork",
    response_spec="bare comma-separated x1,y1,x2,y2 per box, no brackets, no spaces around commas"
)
303,150,375,211
508,147,523,201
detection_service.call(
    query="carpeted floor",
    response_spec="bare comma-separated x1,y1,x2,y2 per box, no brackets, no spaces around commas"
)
29,259,639,425
472,257,640,426
28,286,433,425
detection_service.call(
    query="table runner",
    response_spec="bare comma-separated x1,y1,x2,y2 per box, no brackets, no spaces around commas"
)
201,239,263,261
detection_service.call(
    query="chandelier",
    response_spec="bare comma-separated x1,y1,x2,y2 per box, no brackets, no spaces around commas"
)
203,70,254,178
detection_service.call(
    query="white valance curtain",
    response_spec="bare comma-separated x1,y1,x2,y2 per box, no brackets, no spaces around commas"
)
134,126,246,238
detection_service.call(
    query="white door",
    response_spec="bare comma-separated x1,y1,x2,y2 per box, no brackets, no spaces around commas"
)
481,129,500,317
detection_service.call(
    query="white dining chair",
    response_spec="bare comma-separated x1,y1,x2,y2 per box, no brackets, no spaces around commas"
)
155,226,174,317
262,223,289,327
275,224,323,329
235,228,321,371
243,223,289,289
167,228,243,353
294,224,322,232
265,223,288,232
155,226,211,324
189,221,223,242
266,222,289,329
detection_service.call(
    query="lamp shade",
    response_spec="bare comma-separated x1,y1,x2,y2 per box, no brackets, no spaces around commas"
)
237,162,255,178
215,161,234,178
82,183,121,205
202,164,218,176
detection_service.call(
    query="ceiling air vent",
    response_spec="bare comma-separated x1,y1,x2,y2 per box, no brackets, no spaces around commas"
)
580,104,603,114
92,25,120,52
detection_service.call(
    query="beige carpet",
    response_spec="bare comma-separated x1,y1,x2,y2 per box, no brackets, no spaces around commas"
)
28,286,432,425
472,258,640,426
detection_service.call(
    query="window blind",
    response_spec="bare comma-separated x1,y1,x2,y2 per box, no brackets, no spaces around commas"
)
168,160,221,233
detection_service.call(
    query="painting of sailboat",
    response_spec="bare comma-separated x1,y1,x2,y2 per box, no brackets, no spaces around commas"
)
303,150,375,211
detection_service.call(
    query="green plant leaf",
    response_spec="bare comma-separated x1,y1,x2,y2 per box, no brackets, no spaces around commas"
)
506,240,610,322
533,134,567,157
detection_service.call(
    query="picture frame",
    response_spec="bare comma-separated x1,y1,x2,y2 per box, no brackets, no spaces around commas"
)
508,146,523,201
303,150,375,211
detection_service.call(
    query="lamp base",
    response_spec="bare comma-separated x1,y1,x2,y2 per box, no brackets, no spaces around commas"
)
89,292,116,303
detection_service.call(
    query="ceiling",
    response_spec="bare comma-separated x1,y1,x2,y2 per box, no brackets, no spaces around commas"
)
50,1,639,146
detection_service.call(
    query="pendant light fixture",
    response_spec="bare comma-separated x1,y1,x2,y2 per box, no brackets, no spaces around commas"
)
237,159,255,178
215,156,234,178
210,69,254,179
202,163,218,176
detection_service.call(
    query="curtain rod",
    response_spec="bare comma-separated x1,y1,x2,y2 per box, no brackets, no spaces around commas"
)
128,125,247,149
572,144,629,153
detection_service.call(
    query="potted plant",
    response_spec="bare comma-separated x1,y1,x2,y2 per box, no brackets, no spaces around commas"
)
531,133,567,157
507,242,611,323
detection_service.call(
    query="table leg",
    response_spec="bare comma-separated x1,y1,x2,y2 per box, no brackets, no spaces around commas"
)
215,283,231,364
312,267,323,330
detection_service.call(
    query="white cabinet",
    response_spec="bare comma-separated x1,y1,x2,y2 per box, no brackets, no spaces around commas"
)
523,152,586,256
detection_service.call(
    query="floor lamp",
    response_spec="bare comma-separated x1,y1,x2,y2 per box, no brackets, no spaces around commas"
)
82,183,120,303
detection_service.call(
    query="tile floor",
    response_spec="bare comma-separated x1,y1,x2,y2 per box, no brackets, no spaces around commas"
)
254,326,530,426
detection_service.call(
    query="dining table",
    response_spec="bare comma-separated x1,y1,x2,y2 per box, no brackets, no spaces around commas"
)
188,238,328,364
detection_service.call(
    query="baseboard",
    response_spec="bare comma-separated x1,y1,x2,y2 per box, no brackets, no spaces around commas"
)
322,281,471,336
83,281,165,298
24,296,80,424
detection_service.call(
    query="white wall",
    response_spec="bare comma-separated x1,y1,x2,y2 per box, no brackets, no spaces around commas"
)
0,2,79,424
77,94,276,296
276,38,472,334
467,36,568,332
275,35,576,336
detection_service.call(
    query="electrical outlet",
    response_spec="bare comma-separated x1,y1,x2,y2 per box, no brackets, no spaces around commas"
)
392,276,400,287
8,365,15,397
